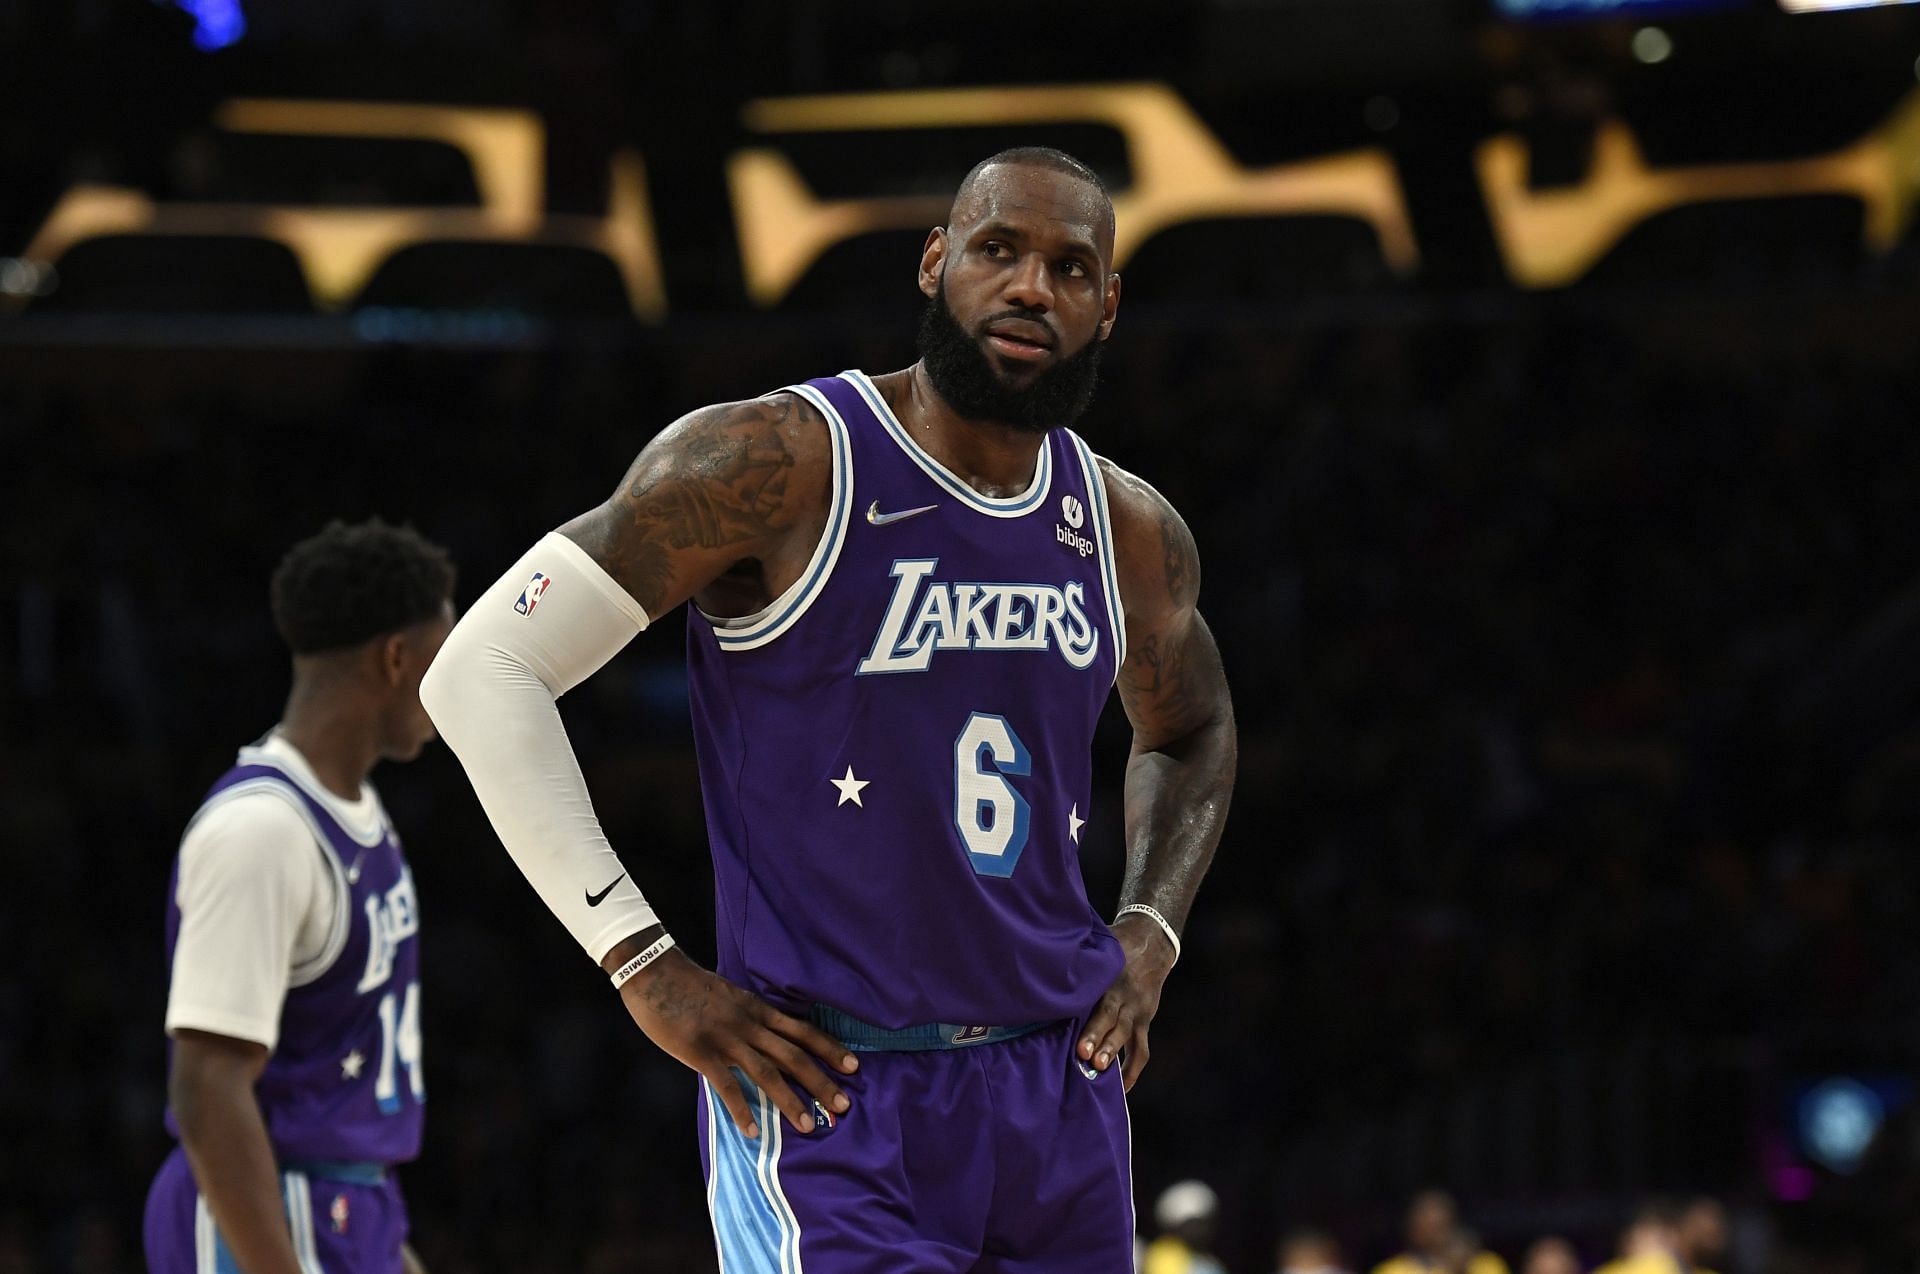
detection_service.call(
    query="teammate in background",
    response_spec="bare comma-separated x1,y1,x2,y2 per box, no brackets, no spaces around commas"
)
1145,1179,1228,1274
423,146,1237,1269
1373,1190,1511,1274
144,520,455,1274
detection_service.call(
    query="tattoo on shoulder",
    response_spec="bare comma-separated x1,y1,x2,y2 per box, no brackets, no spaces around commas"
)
598,393,817,613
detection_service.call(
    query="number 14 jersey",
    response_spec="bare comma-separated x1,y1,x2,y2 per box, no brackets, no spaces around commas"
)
687,370,1128,1030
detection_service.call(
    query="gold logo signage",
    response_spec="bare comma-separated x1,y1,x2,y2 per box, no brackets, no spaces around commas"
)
730,82,1420,307
18,82,1920,315
1478,88,1920,287
22,98,667,318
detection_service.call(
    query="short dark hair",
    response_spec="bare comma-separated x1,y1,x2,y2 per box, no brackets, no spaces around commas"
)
955,147,1115,240
960,146,1109,201
270,518,455,654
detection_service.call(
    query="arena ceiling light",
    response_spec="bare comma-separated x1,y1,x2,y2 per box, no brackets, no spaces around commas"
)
1493,0,1741,18
1778,0,1920,9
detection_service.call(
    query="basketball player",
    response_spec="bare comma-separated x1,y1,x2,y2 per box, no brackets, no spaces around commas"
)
422,147,1236,1270
145,520,454,1274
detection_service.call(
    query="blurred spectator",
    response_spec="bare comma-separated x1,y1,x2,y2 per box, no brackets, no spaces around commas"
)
1597,1200,1689,1274
1275,1226,1350,1274
1373,1191,1508,1274
1521,1237,1583,1274
1145,1180,1228,1274
1675,1199,1728,1274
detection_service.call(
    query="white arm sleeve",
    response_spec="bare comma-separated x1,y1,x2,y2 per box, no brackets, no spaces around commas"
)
167,795,332,1049
420,532,662,963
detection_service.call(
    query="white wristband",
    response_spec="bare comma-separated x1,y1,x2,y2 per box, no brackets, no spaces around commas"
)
609,933,676,989
1116,903,1181,965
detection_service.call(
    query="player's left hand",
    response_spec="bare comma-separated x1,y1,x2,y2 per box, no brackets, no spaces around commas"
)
1079,916,1177,1091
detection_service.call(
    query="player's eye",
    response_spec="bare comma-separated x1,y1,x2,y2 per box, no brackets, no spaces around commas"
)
982,241,1010,258
1058,259,1088,278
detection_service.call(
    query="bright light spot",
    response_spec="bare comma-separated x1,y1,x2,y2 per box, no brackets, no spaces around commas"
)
0,258,56,297
177,0,246,51
1800,1078,1884,1174
1632,27,1674,64
1781,0,1920,11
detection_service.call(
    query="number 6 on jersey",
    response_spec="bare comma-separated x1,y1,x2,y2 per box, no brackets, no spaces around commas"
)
954,712,1032,877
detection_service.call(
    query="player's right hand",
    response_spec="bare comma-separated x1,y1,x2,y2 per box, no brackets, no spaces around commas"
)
618,947,857,1137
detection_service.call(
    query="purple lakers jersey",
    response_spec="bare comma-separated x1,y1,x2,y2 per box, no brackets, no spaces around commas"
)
163,746,425,1164
687,370,1128,1030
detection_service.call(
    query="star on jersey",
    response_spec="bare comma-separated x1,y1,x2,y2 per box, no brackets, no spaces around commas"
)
340,1049,365,1080
1068,804,1086,845
831,766,870,808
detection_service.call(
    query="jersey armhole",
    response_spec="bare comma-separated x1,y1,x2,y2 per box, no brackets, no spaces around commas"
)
695,382,855,651
1067,432,1128,682
176,780,352,991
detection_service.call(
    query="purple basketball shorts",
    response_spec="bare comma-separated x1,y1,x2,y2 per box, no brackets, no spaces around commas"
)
144,1145,410,1273
698,1017,1135,1272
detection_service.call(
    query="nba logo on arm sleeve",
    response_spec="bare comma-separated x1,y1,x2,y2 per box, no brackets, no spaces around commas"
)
514,572,552,616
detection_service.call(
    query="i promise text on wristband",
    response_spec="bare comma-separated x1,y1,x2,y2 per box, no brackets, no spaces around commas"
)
1115,903,1181,964
609,934,677,989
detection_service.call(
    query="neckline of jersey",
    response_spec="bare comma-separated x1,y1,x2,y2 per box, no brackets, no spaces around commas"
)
841,370,1053,519
240,731,389,847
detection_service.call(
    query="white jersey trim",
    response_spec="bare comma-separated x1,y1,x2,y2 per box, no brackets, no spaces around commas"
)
1067,432,1128,681
235,741,389,849
193,1192,217,1274
759,1086,803,1273
283,1170,323,1274
698,382,854,652
702,1077,728,1274
842,369,1054,518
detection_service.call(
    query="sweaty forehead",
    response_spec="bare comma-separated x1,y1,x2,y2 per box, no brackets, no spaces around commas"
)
949,164,1115,259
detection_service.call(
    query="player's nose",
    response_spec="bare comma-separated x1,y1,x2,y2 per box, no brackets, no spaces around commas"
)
1000,252,1054,313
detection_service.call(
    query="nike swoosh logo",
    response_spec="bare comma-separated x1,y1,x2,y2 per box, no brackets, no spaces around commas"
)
346,851,366,885
867,500,938,526
585,873,625,907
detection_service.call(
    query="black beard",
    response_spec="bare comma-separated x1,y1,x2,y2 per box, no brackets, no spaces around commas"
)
915,282,1103,434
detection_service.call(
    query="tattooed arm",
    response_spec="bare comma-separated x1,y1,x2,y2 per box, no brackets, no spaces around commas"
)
572,393,861,1137
424,392,856,1140
1075,459,1236,1091
559,390,832,621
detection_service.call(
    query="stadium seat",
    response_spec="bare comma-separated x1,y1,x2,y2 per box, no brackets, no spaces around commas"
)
32,234,313,313
777,229,934,315
353,241,632,316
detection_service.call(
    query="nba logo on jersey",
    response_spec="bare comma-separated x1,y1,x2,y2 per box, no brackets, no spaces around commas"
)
329,1193,351,1234
514,572,552,616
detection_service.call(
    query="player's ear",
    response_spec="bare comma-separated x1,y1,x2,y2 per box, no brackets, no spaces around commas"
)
918,227,948,298
1099,272,1121,341
379,631,409,686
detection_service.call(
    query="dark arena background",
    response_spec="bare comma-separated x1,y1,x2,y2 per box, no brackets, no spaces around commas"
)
6,1,1920,1271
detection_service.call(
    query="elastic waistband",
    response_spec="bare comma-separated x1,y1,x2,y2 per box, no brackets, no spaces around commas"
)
809,1004,1053,1052
279,1159,387,1186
